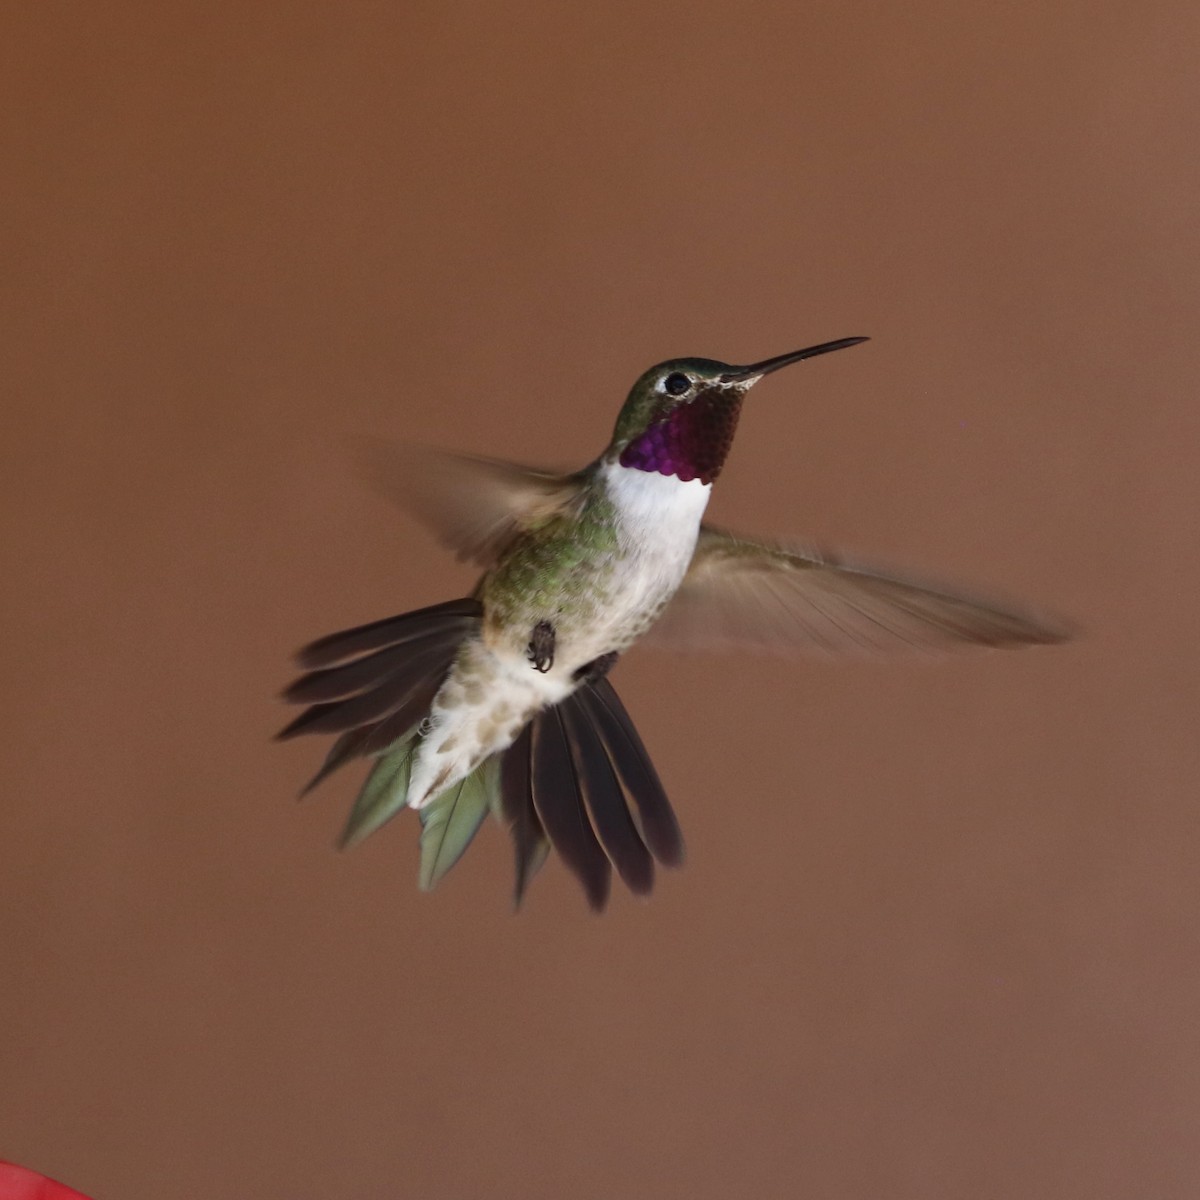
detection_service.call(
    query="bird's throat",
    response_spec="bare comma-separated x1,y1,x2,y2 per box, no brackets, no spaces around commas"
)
618,393,744,484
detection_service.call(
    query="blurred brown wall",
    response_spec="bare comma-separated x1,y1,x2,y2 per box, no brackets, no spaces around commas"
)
2,4,1198,1198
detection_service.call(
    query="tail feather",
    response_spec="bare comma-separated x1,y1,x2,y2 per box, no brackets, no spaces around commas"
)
279,603,476,741
282,596,480,796
283,596,686,906
530,707,612,912
338,734,419,849
339,731,499,874
278,642,458,739
284,641,434,704
298,702,441,797
576,679,685,868
418,757,498,891
296,598,482,669
299,724,380,796
491,679,683,909
560,692,655,895
498,723,550,908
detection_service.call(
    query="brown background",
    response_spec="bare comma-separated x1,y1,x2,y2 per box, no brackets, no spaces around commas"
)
3,3,1197,1198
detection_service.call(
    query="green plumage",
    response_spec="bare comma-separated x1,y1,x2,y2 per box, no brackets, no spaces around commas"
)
338,730,503,892
418,756,499,891
483,492,621,633
338,733,418,850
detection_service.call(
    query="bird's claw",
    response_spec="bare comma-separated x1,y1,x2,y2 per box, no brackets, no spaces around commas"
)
527,621,556,673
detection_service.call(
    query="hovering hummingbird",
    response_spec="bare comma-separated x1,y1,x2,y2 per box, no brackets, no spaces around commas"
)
280,337,1067,908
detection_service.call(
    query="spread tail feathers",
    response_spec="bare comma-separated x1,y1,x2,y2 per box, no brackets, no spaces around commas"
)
493,676,684,910
281,600,683,907
279,597,481,802
278,598,483,745
333,677,683,908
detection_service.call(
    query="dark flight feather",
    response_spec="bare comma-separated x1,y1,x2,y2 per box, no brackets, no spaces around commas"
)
279,600,480,743
560,692,655,895
299,724,382,796
298,694,446,795
285,598,483,794
284,638,448,704
295,598,482,669
577,679,684,868
277,641,459,739
498,723,549,908
530,707,611,911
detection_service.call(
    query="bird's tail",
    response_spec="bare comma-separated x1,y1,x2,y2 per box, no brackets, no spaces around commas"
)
494,677,684,909
280,599,684,908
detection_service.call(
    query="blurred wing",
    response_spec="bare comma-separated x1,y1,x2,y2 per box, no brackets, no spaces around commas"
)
647,526,1071,657
359,439,586,565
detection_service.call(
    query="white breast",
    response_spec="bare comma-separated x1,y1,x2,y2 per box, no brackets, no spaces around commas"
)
600,457,711,630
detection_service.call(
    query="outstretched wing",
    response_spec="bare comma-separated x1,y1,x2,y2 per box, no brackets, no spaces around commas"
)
358,440,587,565
646,526,1071,656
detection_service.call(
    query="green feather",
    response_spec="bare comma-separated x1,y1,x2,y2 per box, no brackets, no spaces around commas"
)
339,735,417,850
418,758,498,891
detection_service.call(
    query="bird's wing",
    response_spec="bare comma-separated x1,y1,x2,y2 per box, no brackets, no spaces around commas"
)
645,525,1071,656
359,440,587,566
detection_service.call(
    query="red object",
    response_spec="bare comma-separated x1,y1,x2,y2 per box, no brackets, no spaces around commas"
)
0,1162,93,1200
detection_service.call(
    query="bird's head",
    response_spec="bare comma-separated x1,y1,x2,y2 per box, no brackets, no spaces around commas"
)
610,337,868,484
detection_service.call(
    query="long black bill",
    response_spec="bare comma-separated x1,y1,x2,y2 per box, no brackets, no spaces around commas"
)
720,336,869,383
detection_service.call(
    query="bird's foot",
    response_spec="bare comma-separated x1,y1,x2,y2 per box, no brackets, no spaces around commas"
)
526,621,556,673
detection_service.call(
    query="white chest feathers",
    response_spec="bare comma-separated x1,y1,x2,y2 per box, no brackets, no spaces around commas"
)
602,458,711,616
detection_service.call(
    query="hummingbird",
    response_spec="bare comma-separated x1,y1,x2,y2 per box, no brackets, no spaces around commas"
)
279,337,1067,909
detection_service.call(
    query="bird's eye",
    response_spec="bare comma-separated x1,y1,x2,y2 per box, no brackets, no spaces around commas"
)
663,372,691,396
